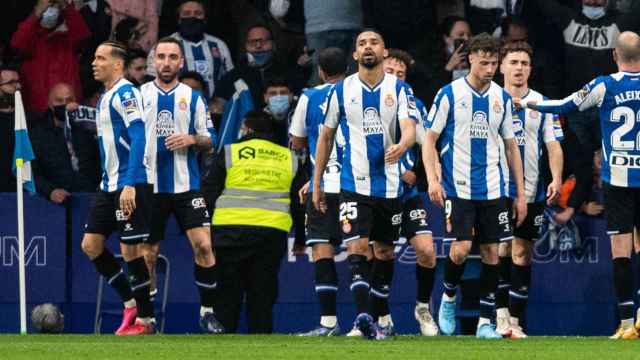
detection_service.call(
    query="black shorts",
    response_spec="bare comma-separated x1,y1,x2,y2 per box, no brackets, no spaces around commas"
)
339,191,403,245
506,199,546,241
148,191,211,244
85,184,153,244
305,193,341,247
401,195,432,239
445,197,511,244
603,183,640,235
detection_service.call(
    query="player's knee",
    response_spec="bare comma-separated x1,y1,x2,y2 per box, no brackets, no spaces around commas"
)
415,245,435,267
449,242,471,264
498,242,511,257
193,237,213,257
81,236,102,258
512,246,531,265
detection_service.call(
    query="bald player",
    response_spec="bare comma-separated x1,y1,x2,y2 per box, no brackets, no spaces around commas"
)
515,31,640,339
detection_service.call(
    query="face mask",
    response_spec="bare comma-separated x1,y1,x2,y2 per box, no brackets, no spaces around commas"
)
247,50,273,67
178,18,206,42
269,0,290,18
41,6,60,29
52,105,67,121
582,5,606,20
268,95,290,117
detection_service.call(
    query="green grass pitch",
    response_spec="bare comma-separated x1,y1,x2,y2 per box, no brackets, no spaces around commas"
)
2,335,639,359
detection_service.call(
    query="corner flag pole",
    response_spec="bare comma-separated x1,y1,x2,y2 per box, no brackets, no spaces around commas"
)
16,158,27,334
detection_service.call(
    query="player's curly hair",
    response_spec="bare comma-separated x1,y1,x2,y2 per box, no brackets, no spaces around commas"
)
386,49,415,69
466,33,502,56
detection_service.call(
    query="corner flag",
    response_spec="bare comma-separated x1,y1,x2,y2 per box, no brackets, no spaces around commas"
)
12,90,35,193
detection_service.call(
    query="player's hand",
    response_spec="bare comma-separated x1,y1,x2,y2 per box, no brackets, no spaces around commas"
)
554,207,574,224
512,97,524,110
513,196,527,227
546,179,561,205
445,44,467,72
312,189,327,213
165,134,196,151
401,170,417,186
298,181,310,205
50,188,70,204
119,185,137,216
428,180,445,208
583,202,604,216
385,144,407,164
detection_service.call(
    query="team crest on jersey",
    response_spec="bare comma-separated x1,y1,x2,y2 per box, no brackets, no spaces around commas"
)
195,60,210,74
179,97,188,111
470,111,489,139
156,110,175,137
385,94,395,107
363,107,384,135
492,100,503,114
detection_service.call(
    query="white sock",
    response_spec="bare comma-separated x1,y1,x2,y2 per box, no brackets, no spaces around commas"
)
510,316,520,327
496,308,509,318
378,315,393,327
200,306,214,317
477,317,491,328
622,318,634,328
124,299,136,309
416,301,429,310
138,317,155,325
320,316,337,328
442,293,456,302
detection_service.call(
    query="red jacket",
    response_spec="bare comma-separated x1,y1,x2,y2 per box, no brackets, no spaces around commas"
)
11,7,90,113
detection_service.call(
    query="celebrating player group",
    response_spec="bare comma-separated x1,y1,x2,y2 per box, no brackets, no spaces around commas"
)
296,29,640,340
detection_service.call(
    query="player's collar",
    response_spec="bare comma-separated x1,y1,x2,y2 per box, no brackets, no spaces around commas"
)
463,77,491,97
357,73,385,92
153,81,180,95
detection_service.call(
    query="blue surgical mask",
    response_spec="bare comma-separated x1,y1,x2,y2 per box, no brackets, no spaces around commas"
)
247,50,273,67
268,95,290,116
41,6,60,29
582,5,606,20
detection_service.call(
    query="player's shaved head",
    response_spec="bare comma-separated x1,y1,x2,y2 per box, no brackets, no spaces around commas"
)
615,31,640,63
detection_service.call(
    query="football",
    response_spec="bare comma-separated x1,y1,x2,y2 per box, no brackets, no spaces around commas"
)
31,303,64,333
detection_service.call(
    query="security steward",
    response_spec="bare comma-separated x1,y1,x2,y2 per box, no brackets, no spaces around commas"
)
202,110,302,333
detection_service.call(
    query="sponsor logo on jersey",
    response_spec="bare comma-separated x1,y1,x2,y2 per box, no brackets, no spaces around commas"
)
363,107,384,135
470,111,489,139
115,210,129,221
156,110,175,137
610,153,640,168
409,209,427,221
391,213,403,226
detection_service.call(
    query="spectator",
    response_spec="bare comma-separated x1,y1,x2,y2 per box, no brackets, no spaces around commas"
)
304,0,362,84
532,0,640,223
179,71,206,97
113,17,145,51
362,0,436,51
78,0,112,110
262,77,294,146
126,48,152,87
216,24,307,109
262,0,310,77
10,0,90,114
147,0,234,99
30,83,98,204
0,66,21,193
414,16,472,103
107,0,158,52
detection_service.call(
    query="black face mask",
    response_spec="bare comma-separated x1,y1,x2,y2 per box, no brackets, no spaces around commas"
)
178,18,206,42
0,92,14,109
52,105,67,122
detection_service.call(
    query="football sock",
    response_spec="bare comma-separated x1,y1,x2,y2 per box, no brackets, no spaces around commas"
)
348,254,370,314
369,258,394,320
194,263,217,309
127,256,154,319
479,263,499,321
92,249,134,303
509,263,531,323
613,257,634,322
443,256,466,299
416,264,435,304
496,256,512,312
315,258,338,319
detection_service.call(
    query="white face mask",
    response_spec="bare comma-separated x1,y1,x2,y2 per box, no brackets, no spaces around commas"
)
40,6,60,29
269,0,290,19
582,5,606,20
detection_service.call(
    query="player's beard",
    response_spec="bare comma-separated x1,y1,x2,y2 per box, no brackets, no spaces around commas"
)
158,71,178,85
360,56,381,69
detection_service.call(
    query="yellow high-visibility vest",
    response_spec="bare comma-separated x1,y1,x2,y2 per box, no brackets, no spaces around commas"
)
213,138,296,232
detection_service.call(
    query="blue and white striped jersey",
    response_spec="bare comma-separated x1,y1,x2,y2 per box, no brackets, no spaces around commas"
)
289,83,343,194
426,78,515,200
141,82,214,194
96,78,154,192
401,97,429,200
324,73,419,199
147,33,234,98
530,72,640,188
501,89,564,202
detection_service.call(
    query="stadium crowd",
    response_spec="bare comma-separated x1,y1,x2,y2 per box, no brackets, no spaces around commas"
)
2,0,640,338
